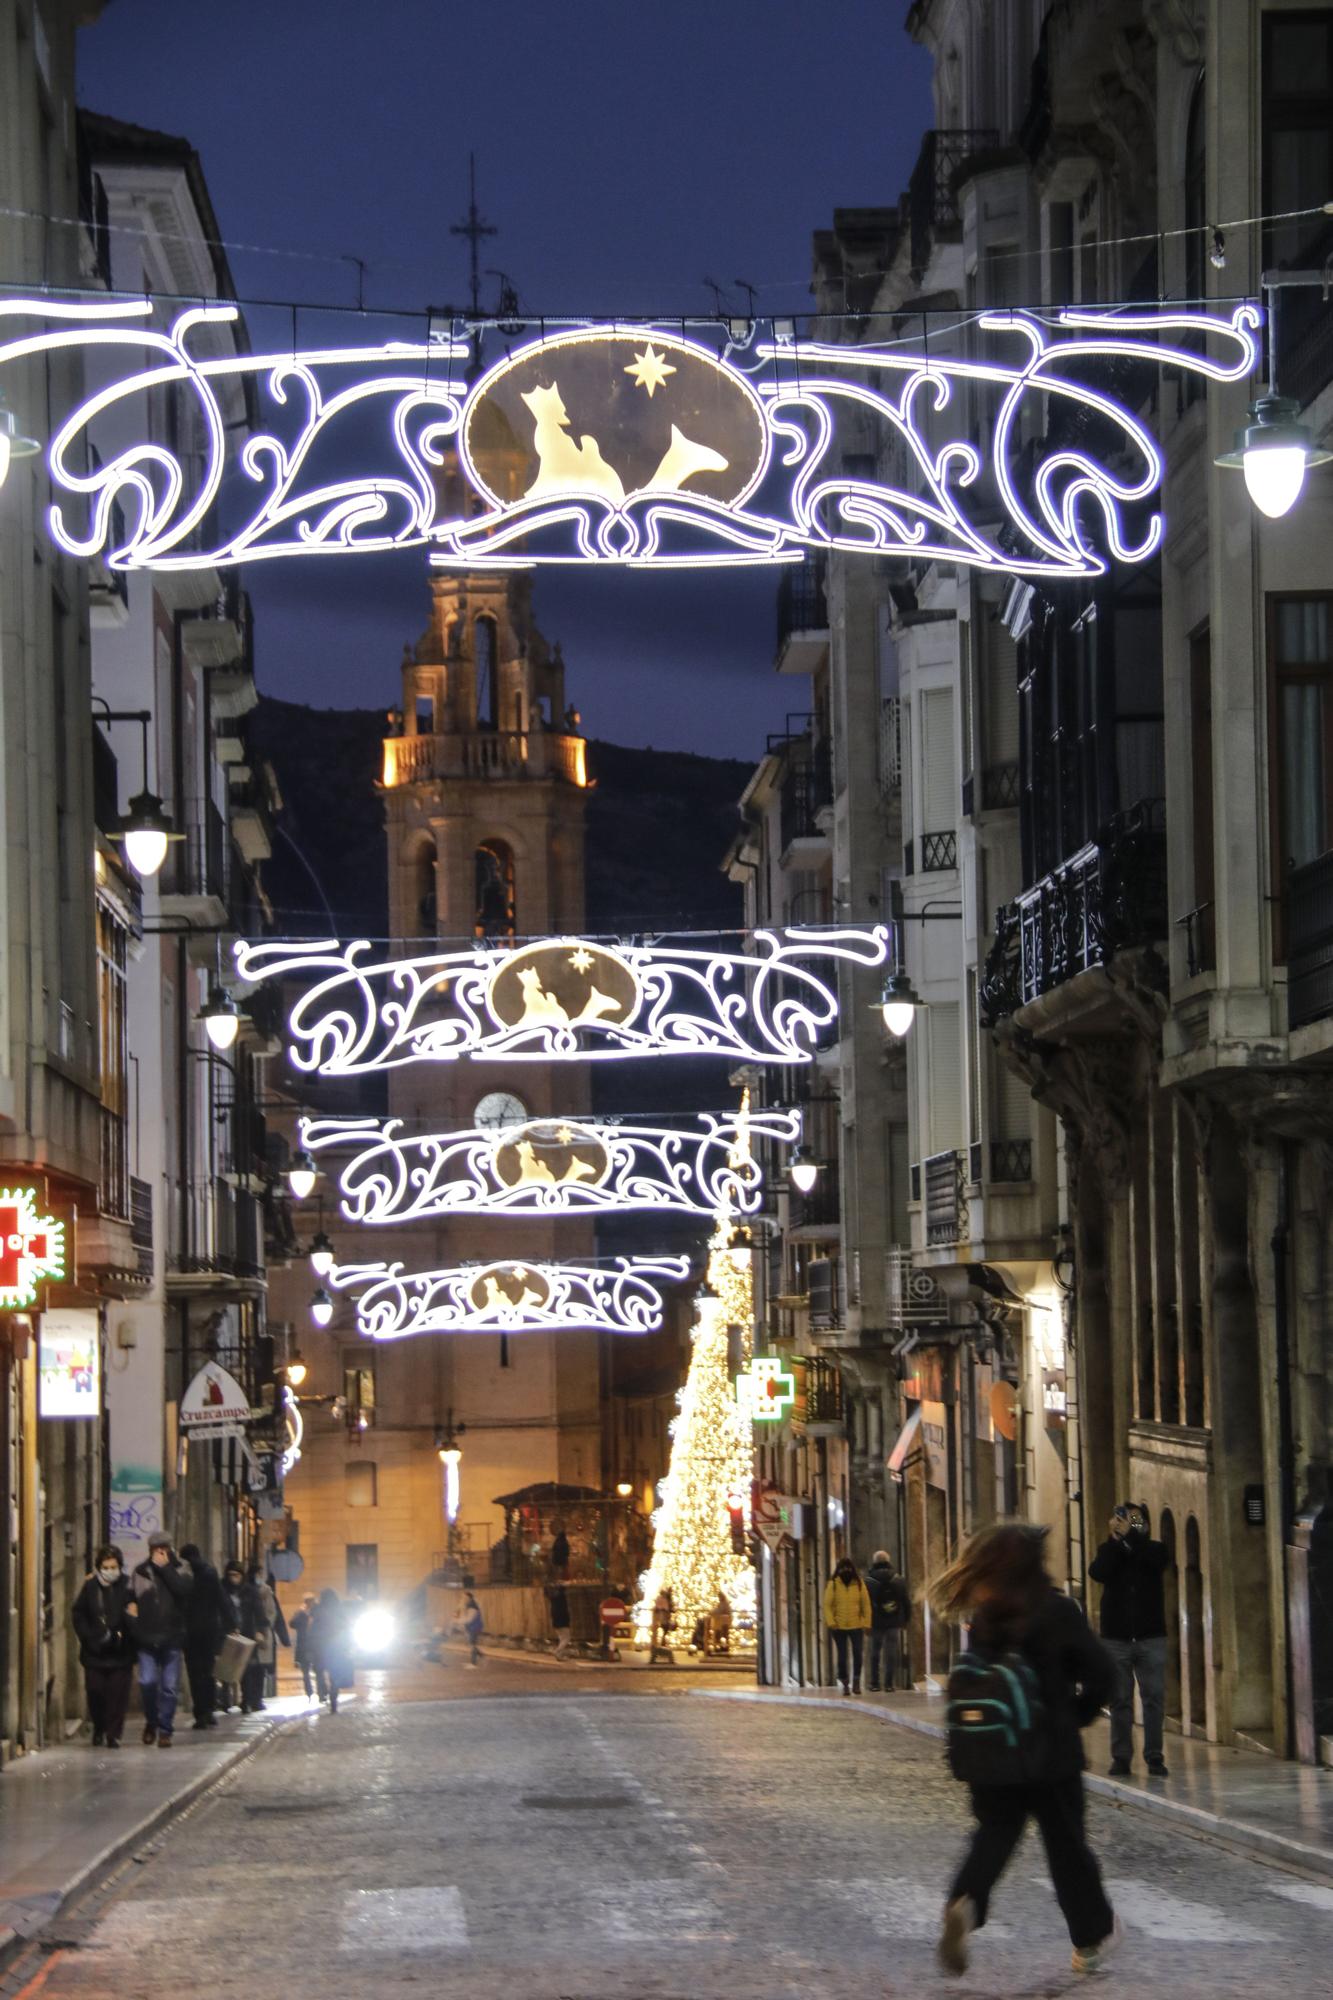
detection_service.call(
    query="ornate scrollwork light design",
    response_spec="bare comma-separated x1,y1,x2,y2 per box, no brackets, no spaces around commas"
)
329,1255,691,1341
235,927,890,1074
301,1106,801,1222
0,300,1260,575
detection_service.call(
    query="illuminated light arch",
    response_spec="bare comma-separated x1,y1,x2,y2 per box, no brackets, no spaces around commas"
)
300,1104,801,1222
329,1255,690,1340
0,299,1261,575
233,926,890,1073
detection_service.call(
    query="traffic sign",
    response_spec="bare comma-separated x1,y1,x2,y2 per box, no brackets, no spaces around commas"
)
600,1596,628,1628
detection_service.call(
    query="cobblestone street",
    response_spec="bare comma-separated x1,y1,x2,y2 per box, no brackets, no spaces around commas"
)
7,1664,1332,1999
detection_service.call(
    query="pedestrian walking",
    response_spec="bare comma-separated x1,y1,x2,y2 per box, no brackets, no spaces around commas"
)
935,1522,1119,1980
823,1554,871,1695
1088,1500,1171,1777
221,1560,269,1712
648,1585,675,1663
311,1587,353,1711
864,1549,909,1691
129,1531,193,1747
71,1545,136,1748
547,1580,573,1656
248,1565,289,1707
178,1543,228,1730
291,1591,318,1697
461,1590,484,1666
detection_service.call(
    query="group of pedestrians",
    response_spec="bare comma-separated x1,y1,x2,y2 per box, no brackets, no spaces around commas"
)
819,1503,1172,1979
71,1537,353,1747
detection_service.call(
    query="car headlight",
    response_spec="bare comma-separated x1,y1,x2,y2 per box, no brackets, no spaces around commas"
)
353,1606,396,1652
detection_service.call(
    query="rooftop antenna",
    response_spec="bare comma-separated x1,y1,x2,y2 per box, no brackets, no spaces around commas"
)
451,153,498,319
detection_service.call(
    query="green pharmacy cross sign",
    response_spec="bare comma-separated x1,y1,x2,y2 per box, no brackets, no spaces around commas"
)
740,1357,796,1423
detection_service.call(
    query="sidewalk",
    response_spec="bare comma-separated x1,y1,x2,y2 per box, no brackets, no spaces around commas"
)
699,1683,1333,1881
0,1694,317,1967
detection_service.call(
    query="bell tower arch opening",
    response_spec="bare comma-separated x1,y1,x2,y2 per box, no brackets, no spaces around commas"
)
475,615,498,732
474,837,516,940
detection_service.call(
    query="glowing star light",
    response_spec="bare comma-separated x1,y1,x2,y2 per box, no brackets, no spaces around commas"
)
329,1256,690,1341
624,344,676,397
0,1187,66,1308
0,300,1262,574
299,1106,800,1223
235,927,890,1076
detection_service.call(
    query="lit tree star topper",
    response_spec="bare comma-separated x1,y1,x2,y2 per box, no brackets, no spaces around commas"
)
624,343,676,398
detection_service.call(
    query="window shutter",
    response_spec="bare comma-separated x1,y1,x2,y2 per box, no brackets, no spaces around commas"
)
928,1000,963,1154
921,688,955,835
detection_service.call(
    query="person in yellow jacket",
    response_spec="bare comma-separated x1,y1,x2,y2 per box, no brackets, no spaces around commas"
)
823,1555,872,1695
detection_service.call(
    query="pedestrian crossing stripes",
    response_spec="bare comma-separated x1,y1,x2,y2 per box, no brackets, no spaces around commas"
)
339,1885,468,1952
819,1877,1013,1941
1102,1878,1276,1942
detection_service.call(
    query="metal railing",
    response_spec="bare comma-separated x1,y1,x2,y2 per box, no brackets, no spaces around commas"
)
779,739,832,850
169,1180,264,1280
885,1247,950,1329
99,1106,129,1221
923,1148,969,1246
908,127,999,274
1176,902,1215,980
382,729,587,789
1287,849,1333,1030
920,830,958,872
879,697,902,794
981,800,1166,1022
981,762,1020,810
989,1138,1033,1183
776,553,827,650
790,1162,841,1231
162,800,229,905
130,1177,154,1279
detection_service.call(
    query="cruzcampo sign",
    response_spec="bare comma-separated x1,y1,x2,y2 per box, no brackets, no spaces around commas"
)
179,1361,252,1437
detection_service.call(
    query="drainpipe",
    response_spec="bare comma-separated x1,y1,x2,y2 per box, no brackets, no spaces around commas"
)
1273,1140,1300,1758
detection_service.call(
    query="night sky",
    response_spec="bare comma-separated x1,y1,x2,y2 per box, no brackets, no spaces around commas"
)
78,1,932,757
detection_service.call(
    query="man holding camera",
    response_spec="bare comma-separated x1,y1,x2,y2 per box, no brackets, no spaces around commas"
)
1088,1501,1170,1778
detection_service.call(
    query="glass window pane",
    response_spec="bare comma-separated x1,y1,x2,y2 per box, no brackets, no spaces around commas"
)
1270,21,1332,96
1281,682,1326,867
1278,599,1330,664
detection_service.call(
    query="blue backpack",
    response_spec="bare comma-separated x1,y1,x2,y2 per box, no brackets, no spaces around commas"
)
945,1646,1046,1785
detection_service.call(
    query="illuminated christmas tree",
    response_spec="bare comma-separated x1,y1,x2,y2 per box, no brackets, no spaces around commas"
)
636,1214,756,1641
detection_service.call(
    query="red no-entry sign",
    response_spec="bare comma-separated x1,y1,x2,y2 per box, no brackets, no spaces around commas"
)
600,1597,628,1628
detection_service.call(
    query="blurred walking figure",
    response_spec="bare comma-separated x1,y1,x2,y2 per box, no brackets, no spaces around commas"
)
1089,1501,1170,1777
648,1585,674,1663
823,1555,871,1695
547,1580,573,1656
131,1531,193,1747
71,1545,136,1748
311,1588,353,1712
247,1565,289,1708
291,1591,318,1696
179,1543,229,1730
461,1590,484,1666
221,1560,268,1712
935,1523,1120,1980
865,1550,909,1692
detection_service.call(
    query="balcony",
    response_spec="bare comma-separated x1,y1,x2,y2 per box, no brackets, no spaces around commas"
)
159,800,230,927
981,800,1166,1022
879,697,902,795
167,1179,265,1293
775,555,829,675
381,728,587,790
922,1149,969,1248
229,777,273,865
801,1356,845,1435
777,736,832,858
908,127,1000,276
1288,849,1333,1032
130,1176,154,1281
885,1247,950,1331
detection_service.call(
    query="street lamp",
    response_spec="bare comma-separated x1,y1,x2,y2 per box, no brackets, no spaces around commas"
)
287,1149,318,1201
1216,281,1333,518
308,1228,335,1277
616,1480,633,1498
879,969,925,1038
285,1348,309,1388
309,1286,334,1328
198,983,241,1052
789,1146,820,1194
95,704,183,880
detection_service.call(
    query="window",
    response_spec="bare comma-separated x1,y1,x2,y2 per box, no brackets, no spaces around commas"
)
1263,12,1333,398
927,1000,962,1156
1269,597,1333,957
473,838,516,940
410,838,436,936
346,1462,377,1508
343,1353,376,1421
346,1544,379,1597
97,899,130,1218
1187,625,1215,973
475,616,498,729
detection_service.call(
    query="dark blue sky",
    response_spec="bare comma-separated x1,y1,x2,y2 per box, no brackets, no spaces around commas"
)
80,1,932,755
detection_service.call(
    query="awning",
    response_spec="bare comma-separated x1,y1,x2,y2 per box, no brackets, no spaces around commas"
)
885,1406,922,1480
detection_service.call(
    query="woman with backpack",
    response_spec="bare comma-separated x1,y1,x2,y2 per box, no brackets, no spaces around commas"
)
934,1522,1120,1980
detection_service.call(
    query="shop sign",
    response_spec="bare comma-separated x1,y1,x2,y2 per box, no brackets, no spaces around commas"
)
179,1360,252,1436
0,1184,66,1309
920,1400,948,1489
38,1307,99,1418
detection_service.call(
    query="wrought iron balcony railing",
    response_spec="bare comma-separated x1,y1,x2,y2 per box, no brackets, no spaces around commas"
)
908,127,1000,274
1287,848,1333,1031
981,800,1166,1023
790,1161,841,1231
885,1247,950,1329
776,553,827,652
779,738,833,851
923,1148,969,1247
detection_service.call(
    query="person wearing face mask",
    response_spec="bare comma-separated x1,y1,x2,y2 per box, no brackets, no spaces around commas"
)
822,1554,872,1696
71,1545,136,1748
1088,1501,1170,1777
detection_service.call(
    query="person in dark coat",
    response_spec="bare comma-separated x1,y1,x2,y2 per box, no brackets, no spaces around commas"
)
864,1549,909,1692
291,1591,318,1697
310,1587,353,1711
130,1531,194,1746
179,1543,229,1731
934,1522,1119,1980
1088,1500,1171,1777
221,1560,269,1713
71,1544,136,1747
